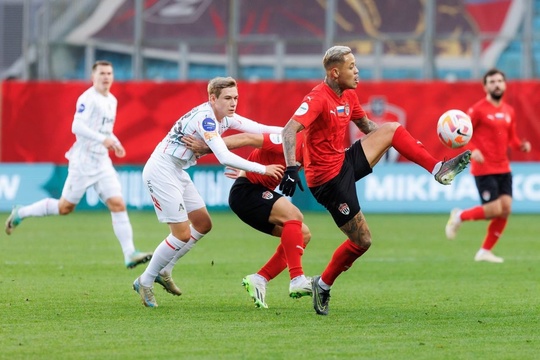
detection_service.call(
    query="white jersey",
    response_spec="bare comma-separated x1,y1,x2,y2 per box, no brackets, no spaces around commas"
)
153,101,282,173
65,86,118,175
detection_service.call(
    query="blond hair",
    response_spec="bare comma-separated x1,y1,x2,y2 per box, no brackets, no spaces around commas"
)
207,77,237,98
323,46,352,70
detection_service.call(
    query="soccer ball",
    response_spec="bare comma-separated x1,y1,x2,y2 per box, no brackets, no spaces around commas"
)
437,109,473,149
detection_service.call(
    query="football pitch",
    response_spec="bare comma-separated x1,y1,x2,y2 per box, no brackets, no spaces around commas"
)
1,211,538,359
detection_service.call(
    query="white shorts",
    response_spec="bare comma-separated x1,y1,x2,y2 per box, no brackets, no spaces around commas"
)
142,153,206,223
62,165,122,204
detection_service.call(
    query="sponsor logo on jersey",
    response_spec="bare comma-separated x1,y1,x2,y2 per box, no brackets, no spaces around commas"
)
77,103,85,113
204,131,218,141
294,102,309,116
338,203,350,215
202,117,217,131
262,191,274,200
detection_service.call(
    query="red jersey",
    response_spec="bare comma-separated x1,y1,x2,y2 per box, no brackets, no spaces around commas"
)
467,98,522,176
246,133,304,190
292,82,365,187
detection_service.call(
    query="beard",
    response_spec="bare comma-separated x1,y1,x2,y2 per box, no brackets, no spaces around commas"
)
490,89,504,101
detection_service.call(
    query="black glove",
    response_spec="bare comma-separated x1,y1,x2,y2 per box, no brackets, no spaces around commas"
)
279,166,304,197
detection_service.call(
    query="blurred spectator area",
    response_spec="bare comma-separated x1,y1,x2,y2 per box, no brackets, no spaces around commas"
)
1,0,539,81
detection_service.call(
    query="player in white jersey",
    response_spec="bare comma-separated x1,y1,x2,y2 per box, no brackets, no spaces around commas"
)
4,60,152,269
132,76,285,307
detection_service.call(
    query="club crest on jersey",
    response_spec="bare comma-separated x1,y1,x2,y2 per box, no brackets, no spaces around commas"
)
77,104,85,113
262,191,274,200
338,203,350,215
202,117,217,131
337,104,350,116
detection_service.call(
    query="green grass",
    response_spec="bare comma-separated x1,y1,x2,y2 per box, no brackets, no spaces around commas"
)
1,211,539,359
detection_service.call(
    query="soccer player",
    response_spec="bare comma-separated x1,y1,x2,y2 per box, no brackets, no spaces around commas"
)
132,77,285,308
183,132,312,309
445,68,531,263
279,45,472,315
4,60,153,269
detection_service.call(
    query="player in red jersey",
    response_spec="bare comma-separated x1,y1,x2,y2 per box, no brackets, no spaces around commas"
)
279,45,472,315
445,69,531,263
183,132,311,309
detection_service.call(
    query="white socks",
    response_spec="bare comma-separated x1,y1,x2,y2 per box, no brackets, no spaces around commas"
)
161,224,205,275
140,234,187,286
18,198,60,218
111,211,136,260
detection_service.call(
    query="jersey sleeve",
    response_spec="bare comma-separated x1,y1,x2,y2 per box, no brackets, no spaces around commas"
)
507,107,523,149
350,93,366,119
260,133,285,154
230,114,283,134
291,94,324,128
198,116,266,174
72,93,107,143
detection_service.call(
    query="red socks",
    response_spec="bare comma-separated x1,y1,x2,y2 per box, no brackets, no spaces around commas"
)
257,220,305,281
482,217,507,250
321,239,368,286
257,244,287,281
460,206,486,221
392,125,438,172
281,220,305,279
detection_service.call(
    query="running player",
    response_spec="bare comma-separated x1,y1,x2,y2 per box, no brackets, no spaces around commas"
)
4,60,152,269
445,68,531,263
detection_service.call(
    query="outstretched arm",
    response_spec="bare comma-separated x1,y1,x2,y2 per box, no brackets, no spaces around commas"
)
182,133,264,156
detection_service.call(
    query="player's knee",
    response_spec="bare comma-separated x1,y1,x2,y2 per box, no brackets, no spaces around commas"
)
194,218,212,234
302,224,311,246
106,197,126,212
58,200,75,215
350,233,372,249
381,121,400,135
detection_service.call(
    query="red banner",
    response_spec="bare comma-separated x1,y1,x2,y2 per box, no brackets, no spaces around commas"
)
2,80,540,164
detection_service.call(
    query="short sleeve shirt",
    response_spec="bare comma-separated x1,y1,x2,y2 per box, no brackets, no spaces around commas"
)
292,82,365,186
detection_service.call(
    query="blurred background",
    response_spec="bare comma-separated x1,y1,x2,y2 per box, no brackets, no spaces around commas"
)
1,0,539,81
1,0,539,213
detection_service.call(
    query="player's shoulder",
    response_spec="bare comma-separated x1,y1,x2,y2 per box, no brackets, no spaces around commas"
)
77,86,95,101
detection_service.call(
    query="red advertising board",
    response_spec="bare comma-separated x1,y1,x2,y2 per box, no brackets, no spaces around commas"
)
2,80,540,164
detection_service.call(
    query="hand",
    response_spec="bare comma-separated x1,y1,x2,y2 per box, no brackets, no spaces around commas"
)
182,135,210,156
264,164,285,179
113,143,126,158
224,166,241,179
521,140,531,153
104,138,125,158
471,149,484,164
278,165,304,197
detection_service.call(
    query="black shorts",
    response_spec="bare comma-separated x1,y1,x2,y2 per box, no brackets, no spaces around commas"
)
309,140,372,227
228,177,281,235
474,172,513,204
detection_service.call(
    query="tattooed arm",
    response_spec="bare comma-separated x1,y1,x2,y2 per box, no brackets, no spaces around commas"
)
352,115,379,135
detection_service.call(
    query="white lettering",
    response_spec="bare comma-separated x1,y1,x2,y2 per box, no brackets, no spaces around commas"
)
516,174,540,201
365,174,478,202
0,175,20,200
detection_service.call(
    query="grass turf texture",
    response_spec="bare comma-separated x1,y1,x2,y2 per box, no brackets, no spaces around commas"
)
1,211,539,359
